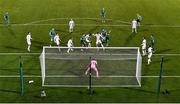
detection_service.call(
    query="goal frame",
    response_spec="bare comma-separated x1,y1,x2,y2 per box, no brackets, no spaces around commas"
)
39,46,142,87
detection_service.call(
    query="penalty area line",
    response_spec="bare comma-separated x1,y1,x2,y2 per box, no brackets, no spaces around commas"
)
0,53,180,56
1,24,180,28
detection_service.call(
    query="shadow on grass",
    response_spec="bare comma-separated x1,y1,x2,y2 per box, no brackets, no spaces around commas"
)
0,89,19,94
155,49,173,54
32,40,49,49
123,33,136,46
7,25,16,37
123,87,157,95
4,46,23,51
56,29,68,33
32,40,48,46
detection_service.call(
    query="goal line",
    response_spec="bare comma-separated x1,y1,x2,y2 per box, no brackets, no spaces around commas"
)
1,75,180,78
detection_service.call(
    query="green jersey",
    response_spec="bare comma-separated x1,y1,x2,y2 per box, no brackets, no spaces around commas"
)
101,8,106,17
49,28,56,42
4,12,9,24
49,29,56,38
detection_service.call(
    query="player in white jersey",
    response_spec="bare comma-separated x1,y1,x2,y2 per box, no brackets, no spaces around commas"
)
148,45,153,65
85,33,92,47
54,33,61,51
67,37,73,53
69,18,75,33
26,32,32,52
141,37,147,56
93,32,104,48
54,33,60,46
132,19,137,33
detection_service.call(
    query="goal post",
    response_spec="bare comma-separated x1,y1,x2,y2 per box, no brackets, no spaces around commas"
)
39,47,142,87
136,49,142,87
39,49,45,86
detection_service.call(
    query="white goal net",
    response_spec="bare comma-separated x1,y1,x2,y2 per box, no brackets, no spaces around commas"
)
39,47,142,87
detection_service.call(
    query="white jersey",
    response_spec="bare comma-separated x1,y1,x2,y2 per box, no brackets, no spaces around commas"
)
85,34,91,43
148,47,153,58
67,39,73,47
132,20,137,28
141,39,146,49
93,33,102,44
54,35,60,45
26,33,32,45
148,47,153,54
69,20,75,28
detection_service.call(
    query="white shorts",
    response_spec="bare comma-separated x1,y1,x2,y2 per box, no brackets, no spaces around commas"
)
56,41,60,46
132,26,136,29
69,26,74,29
86,39,91,43
67,44,72,48
27,41,31,45
148,53,152,58
142,46,146,50
96,40,102,44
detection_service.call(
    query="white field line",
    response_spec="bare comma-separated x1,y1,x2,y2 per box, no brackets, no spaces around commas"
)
43,85,140,87
1,23,180,27
0,53,40,55
25,17,126,24
0,23,121,26
1,75,180,78
45,57,137,60
0,17,179,27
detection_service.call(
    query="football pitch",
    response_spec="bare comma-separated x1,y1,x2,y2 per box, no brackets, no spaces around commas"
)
1,0,180,103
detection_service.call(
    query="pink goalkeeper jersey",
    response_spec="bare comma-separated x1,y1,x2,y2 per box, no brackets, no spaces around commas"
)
90,60,97,68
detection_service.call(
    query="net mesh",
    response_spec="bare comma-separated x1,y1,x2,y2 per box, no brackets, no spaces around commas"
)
40,47,142,87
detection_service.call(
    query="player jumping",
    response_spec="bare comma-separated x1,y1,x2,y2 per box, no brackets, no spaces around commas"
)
85,57,99,78
69,18,75,33
26,32,32,52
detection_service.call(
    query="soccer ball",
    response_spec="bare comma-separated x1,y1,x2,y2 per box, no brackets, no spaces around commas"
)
28,80,34,84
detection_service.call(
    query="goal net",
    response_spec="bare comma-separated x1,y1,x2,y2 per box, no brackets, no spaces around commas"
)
39,47,142,87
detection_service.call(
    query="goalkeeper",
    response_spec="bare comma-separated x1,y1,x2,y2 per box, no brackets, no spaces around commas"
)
85,57,99,78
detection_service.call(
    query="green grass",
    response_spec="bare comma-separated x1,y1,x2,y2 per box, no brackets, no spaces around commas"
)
1,0,180,103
